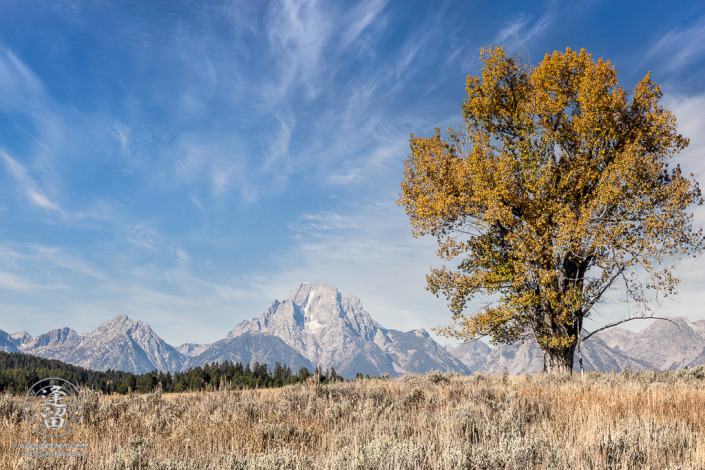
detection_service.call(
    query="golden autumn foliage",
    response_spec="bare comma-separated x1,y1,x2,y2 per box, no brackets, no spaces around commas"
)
398,46,704,374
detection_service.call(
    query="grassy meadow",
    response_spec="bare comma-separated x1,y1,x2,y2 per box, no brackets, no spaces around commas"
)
2,369,705,469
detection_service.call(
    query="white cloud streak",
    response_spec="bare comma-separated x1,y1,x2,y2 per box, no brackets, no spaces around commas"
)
0,150,63,214
264,0,333,102
495,6,556,53
646,16,705,73
340,0,388,49
0,47,45,112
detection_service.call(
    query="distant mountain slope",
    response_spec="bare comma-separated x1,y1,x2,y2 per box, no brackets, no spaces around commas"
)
595,327,638,352
380,328,470,376
10,331,31,345
449,329,653,374
177,343,211,357
186,332,313,372
0,330,22,353
579,334,652,372
446,341,492,374
596,317,705,370
21,327,82,357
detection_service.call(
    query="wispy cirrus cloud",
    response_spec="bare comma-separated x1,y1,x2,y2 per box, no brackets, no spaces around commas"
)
161,134,259,204
340,0,388,49
0,271,56,293
646,15,705,74
260,112,295,178
263,0,333,102
291,10,450,186
326,136,408,185
0,47,45,112
0,245,261,343
495,6,556,53
0,150,63,214
0,242,106,295
0,46,70,216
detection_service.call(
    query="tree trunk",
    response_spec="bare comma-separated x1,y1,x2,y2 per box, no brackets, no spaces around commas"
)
543,345,575,375
577,337,584,378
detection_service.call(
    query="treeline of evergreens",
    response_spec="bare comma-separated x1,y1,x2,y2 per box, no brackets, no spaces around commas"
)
0,351,344,395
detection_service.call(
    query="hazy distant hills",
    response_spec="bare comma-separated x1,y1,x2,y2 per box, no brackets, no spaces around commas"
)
447,331,651,375
597,317,705,371
2,283,703,377
445,317,701,374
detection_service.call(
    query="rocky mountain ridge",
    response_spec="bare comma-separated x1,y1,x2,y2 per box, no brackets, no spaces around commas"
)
2,314,184,373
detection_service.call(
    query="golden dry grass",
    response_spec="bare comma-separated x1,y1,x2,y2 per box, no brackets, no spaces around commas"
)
2,369,705,469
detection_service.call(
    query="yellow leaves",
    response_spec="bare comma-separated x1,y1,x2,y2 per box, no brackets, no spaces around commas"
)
537,334,576,352
399,130,471,236
400,45,705,358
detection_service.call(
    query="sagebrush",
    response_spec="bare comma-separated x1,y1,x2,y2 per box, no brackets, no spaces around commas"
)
2,369,705,469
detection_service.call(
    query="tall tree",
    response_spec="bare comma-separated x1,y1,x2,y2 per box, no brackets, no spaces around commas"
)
398,46,704,374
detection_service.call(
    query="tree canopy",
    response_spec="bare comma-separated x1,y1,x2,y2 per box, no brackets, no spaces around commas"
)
398,46,704,374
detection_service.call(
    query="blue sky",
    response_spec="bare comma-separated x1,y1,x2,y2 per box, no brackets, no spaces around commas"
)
0,1,704,346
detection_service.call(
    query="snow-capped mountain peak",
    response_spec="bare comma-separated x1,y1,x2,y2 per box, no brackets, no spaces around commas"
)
222,282,468,378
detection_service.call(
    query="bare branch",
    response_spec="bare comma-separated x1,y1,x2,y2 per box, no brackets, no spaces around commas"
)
581,315,681,342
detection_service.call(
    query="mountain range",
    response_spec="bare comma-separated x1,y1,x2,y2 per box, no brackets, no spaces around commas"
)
447,316,705,374
1,283,702,377
0,283,467,378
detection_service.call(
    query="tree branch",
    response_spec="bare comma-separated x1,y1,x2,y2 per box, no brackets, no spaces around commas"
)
581,315,682,342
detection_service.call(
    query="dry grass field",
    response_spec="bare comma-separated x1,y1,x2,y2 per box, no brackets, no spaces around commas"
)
2,369,705,469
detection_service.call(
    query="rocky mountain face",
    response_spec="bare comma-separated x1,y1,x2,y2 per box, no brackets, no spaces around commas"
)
447,341,492,373
187,332,313,373
20,327,83,357
223,283,469,378
0,330,23,353
176,343,211,357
